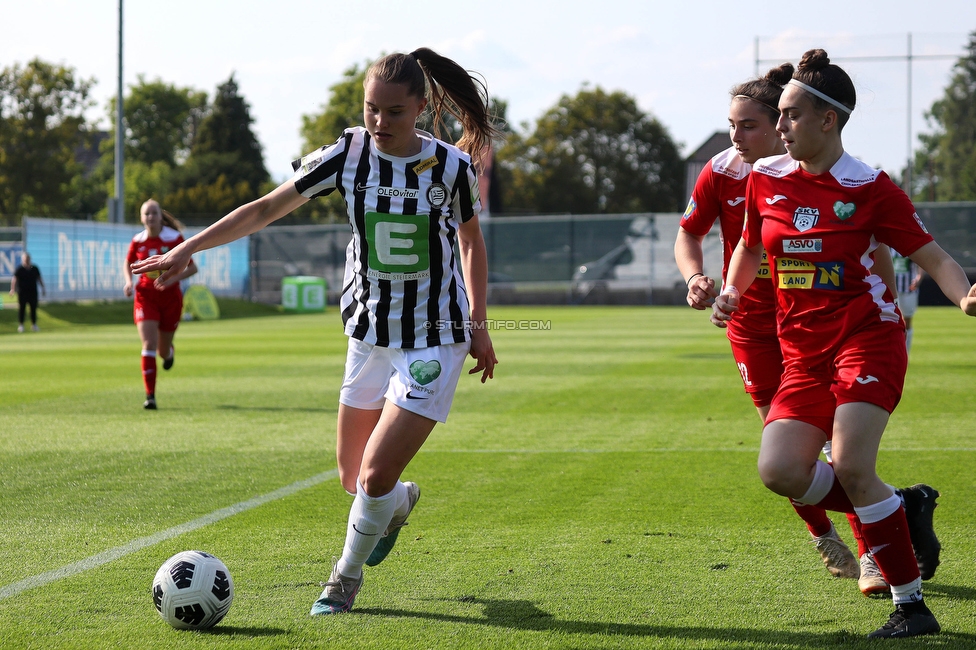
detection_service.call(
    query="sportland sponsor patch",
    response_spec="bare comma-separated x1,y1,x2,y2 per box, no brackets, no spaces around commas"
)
776,257,844,290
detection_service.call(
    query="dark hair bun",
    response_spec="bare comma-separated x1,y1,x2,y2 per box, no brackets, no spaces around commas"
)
765,62,795,87
798,49,831,72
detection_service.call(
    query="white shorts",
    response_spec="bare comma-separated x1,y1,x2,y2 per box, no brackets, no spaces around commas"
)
339,338,471,423
899,290,918,319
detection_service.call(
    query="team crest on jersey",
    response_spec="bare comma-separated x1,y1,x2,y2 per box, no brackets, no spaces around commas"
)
426,183,448,208
783,238,823,253
792,207,819,232
682,199,696,221
833,201,856,221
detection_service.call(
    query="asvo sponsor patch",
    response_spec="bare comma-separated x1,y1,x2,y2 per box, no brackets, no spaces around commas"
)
782,238,823,253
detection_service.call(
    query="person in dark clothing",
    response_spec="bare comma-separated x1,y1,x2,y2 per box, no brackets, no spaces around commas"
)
10,253,45,332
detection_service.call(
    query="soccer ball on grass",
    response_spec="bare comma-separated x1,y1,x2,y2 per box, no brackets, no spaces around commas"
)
152,550,234,629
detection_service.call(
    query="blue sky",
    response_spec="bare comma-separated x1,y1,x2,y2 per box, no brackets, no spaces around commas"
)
3,0,975,183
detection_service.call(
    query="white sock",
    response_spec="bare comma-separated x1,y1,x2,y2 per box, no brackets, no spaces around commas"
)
796,460,834,505
337,481,396,579
906,328,913,353
891,577,924,605
853,492,900,525
390,480,410,518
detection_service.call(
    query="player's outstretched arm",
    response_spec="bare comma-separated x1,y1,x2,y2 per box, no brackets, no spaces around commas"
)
132,181,308,287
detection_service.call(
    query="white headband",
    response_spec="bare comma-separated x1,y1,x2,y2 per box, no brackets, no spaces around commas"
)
788,79,852,115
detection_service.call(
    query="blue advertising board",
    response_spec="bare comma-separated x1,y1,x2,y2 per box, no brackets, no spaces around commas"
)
1,242,25,282
23,218,249,301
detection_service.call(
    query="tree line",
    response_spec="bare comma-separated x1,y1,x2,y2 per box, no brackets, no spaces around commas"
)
2,30,975,225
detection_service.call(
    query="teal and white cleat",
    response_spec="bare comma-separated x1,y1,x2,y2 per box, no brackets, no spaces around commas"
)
310,563,363,615
365,481,420,567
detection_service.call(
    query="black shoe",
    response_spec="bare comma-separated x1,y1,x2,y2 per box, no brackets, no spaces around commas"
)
899,484,941,580
143,394,157,410
162,354,174,371
867,602,941,638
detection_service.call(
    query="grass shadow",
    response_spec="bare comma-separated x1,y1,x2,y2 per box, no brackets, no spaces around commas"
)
355,597,976,648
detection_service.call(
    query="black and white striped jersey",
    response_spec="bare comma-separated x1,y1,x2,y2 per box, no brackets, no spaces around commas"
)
292,126,481,349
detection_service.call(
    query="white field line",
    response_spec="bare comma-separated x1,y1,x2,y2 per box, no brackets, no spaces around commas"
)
0,469,338,602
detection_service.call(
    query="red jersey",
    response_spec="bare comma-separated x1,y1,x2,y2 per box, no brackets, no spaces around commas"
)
127,226,187,293
743,152,933,366
682,146,775,338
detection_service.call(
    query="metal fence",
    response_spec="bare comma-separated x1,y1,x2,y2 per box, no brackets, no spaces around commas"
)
8,203,976,306
249,202,976,306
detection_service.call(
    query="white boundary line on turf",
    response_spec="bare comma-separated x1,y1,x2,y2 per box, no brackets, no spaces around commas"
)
0,469,338,602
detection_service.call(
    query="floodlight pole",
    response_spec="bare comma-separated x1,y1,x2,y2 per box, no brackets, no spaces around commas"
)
905,33,912,196
114,0,124,223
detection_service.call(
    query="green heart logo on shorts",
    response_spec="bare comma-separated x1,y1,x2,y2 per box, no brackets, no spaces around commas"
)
409,360,442,385
833,201,856,220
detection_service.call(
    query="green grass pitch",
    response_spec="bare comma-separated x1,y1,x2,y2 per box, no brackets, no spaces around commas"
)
0,303,974,649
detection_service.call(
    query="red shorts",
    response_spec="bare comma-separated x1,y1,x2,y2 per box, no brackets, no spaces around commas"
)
727,322,783,409
134,283,183,332
767,323,908,434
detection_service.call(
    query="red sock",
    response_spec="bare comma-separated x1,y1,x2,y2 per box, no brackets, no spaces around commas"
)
791,500,834,537
141,353,157,395
813,478,856,514
846,512,868,557
860,507,920,587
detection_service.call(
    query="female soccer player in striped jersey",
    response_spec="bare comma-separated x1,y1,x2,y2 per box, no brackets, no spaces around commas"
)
676,64,893,595
713,49,976,638
132,48,499,615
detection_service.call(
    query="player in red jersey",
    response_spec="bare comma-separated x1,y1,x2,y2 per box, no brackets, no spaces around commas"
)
676,63,891,592
122,199,198,410
713,49,976,639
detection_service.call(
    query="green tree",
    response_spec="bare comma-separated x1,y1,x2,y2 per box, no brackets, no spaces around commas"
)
0,59,95,217
301,62,369,154
166,74,269,219
120,76,207,167
190,74,267,190
496,86,683,215
911,30,976,202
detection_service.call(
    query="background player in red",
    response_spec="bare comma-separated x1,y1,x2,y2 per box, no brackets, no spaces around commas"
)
713,49,976,638
131,48,498,615
122,199,198,410
675,63,890,594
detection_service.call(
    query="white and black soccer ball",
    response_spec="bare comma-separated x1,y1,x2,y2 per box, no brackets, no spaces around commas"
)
152,550,234,630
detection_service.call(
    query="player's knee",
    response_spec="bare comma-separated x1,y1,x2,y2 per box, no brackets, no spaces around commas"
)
757,456,798,497
358,468,396,498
